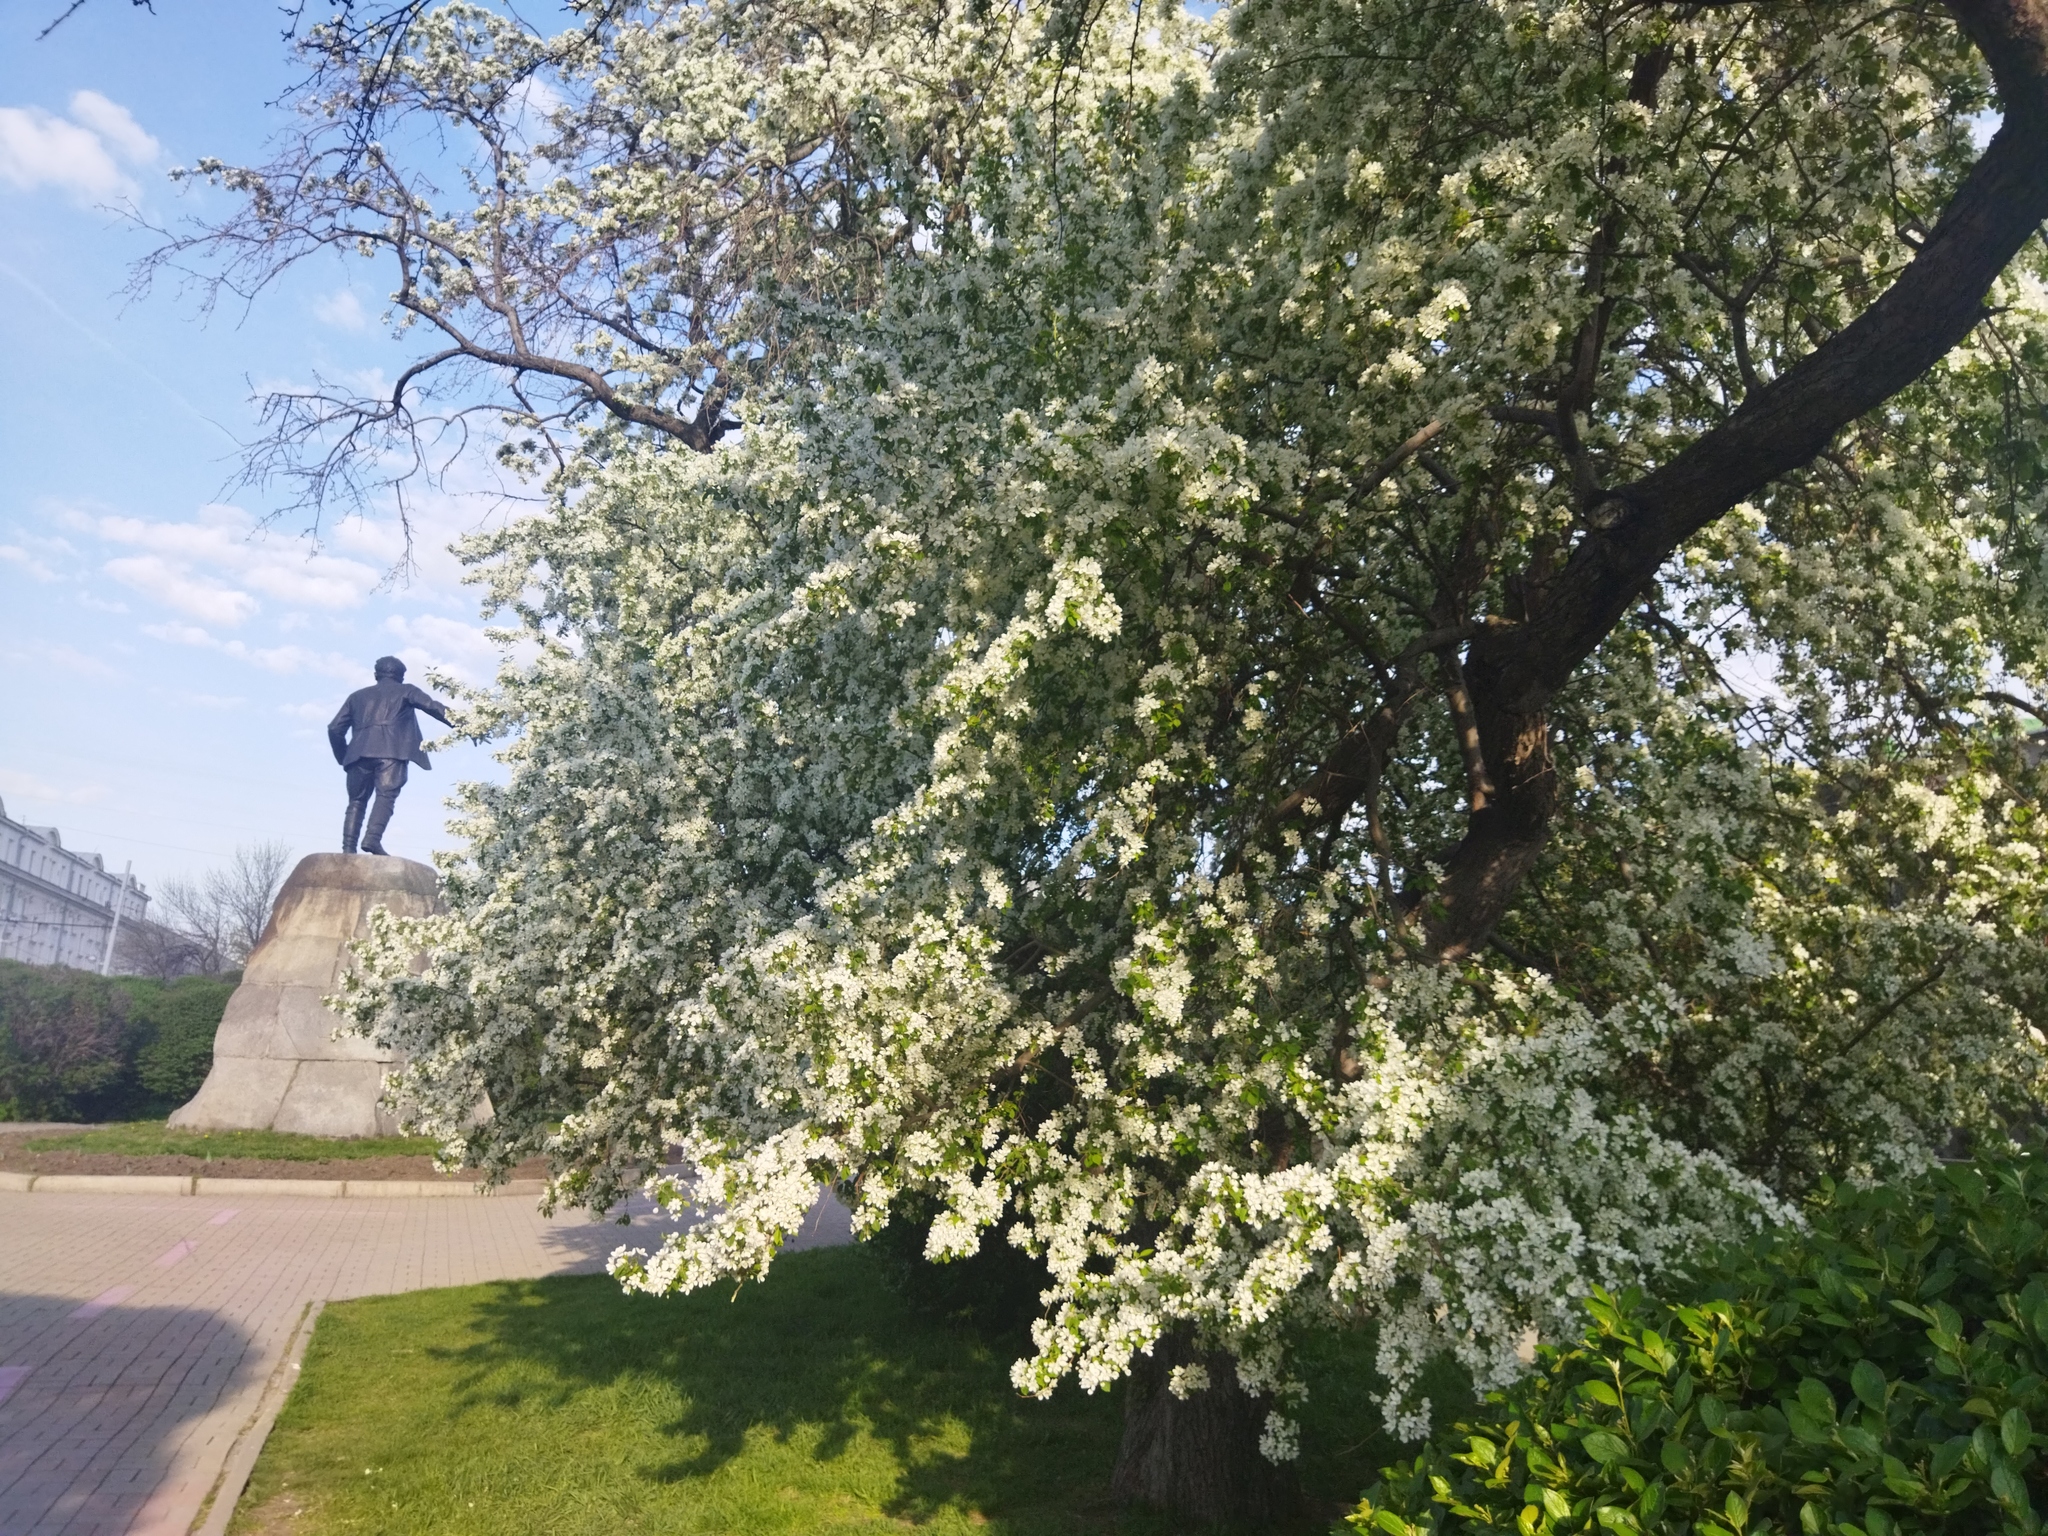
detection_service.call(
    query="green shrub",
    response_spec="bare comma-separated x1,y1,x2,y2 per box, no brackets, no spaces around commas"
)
0,960,234,1120
120,972,235,1107
1353,1155,2048,1536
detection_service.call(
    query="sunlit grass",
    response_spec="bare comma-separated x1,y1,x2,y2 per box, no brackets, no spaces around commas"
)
9,1120,440,1160
231,1245,1436,1535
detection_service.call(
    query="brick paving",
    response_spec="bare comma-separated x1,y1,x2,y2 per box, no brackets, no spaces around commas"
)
0,1186,852,1535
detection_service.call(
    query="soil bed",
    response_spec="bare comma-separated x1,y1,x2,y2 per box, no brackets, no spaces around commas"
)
0,1124,549,1183
0,1143,550,1182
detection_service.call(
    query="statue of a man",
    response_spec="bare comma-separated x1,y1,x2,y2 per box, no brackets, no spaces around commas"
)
327,656,453,855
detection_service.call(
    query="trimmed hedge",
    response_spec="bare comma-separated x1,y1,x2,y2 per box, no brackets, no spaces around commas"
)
1354,1155,2048,1536
0,959,233,1121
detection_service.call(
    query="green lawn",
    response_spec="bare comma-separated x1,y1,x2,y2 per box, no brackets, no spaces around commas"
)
232,1245,1436,1535
9,1120,439,1160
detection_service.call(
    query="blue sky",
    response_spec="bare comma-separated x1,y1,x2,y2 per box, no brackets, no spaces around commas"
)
0,0,531,901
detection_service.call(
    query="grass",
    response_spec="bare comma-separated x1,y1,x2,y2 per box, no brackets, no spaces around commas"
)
231,1244,1446,1536
9,1120,440,1160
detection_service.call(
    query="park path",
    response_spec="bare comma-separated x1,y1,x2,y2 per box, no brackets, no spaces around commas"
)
0,1186,851,1535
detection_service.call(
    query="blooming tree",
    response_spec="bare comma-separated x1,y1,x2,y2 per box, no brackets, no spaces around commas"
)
222,0,2048,1520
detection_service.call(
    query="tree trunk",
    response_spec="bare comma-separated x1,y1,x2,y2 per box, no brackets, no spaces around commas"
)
1111,1326,1297,1529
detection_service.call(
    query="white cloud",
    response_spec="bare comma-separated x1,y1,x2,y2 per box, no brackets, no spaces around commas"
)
142,621,362,681
40,644,120,680
81,502,385,626
106,553,261,625
0,640,122,680
507,77,567,152
67,91,158,165
0,90,157,203
0,543,58,580
381,612,505,683
313,289,368,331
0,768,109,808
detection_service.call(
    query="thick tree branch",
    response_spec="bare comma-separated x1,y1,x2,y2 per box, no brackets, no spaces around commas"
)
1404,1,2048,959
1494,4,2048,715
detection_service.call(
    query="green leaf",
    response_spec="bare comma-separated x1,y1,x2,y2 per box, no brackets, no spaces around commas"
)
1799,1377,1838,1420
1700,1397,1728,1432
1850,1359,1886,1411
1582,1431,1631,1465
1542,1487,1572,1520
1786,1405,1828,1444
1725,1490,1749,1530
1933,1435,1973,1479
2005,1406,2032,1460
1372,1509,1412,1536
1581,1381,1622,1408
1993,1461,2027,1507
1800,1503,1826,1536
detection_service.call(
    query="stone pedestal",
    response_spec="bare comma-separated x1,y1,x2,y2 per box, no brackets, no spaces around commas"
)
169,853,442,1137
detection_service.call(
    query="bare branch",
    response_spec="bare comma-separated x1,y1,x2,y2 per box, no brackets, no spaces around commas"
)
135,2,1018,543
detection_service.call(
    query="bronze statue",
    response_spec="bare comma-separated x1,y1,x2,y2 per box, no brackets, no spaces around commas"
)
328,656,453,855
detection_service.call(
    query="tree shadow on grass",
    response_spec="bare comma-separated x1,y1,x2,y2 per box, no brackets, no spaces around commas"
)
422,1246,1450,1536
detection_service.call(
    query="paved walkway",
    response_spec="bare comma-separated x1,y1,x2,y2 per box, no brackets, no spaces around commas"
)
0,1186,851,1535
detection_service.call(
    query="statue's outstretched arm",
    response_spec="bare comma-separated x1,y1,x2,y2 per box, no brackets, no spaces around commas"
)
409,684,454,727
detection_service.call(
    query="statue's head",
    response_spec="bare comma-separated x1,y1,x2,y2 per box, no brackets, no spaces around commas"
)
373,655,406,682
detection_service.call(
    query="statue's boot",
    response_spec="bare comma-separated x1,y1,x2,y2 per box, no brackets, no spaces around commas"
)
361,790,398,856
342,802,364,855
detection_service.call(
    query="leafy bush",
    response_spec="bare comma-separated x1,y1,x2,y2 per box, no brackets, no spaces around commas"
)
124,972,236,1106
1353,1155,2048,1536
0,960,234,1121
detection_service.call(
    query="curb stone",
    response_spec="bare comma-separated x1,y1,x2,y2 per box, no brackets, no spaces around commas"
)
192,1298,326,1536
0,1173,547,1198
30,1174,194,1196
193,1177,346,1199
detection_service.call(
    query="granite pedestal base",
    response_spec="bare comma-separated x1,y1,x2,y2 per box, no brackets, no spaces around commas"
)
169,853,442,1137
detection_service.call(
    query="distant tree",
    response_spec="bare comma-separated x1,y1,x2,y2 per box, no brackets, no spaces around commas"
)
210,839,291,961
155,841,292,973
114,916,208,981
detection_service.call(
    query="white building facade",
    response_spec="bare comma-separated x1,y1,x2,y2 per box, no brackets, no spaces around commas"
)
0,798,150,971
